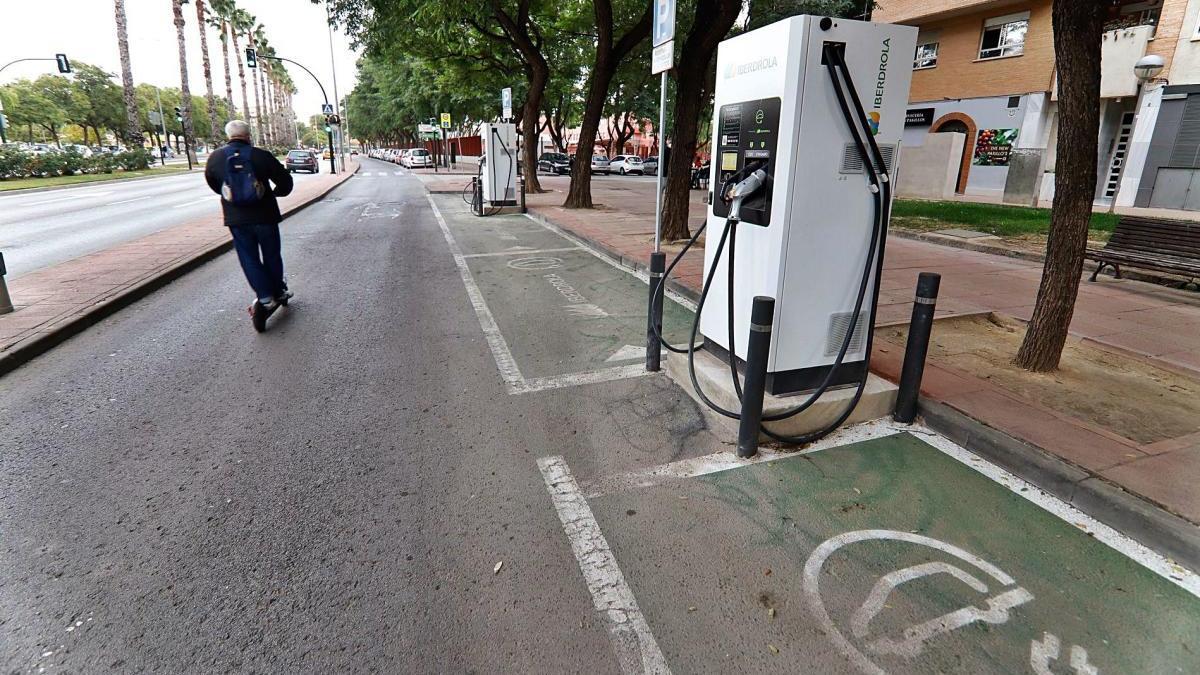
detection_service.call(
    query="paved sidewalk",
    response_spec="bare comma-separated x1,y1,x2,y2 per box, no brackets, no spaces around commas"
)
503,175,1200,532
0,161,359,373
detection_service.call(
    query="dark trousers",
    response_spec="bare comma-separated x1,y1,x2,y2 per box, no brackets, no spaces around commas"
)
229,223,285,302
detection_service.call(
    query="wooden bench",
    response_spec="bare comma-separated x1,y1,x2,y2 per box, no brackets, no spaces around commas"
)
1085,215,1200,282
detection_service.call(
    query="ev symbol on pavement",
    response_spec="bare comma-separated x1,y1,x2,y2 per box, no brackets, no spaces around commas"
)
802,530,1102,674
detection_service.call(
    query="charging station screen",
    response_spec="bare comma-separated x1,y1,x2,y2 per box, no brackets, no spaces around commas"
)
712,97,781,227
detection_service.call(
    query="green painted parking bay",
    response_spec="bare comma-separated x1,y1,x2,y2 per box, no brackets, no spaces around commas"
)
430,194,692,390
587,432,1200,673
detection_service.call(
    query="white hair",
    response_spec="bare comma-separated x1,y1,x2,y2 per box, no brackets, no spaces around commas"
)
225,120,251,140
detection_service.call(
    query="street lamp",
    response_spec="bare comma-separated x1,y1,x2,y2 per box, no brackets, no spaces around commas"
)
1134,54,1165,83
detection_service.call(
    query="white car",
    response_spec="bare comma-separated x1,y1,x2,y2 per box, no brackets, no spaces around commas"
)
404,148,433,169
609,155,645,175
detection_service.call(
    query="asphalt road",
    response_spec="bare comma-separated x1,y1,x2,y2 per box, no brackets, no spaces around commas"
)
0,158,726,672
0,168,326,278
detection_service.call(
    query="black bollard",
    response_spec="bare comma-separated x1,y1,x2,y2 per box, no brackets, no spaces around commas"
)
645,252,666,372
737,296,775,458
894,272,941,424
520,175,527,213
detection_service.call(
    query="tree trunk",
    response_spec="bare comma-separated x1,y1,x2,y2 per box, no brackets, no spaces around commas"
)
231,29,251,130
1013,0,1104,371
220,21,236,121
660,0,741,240
113,0,143,147
196,0,221,142
172,0,198,163
249,31,263,144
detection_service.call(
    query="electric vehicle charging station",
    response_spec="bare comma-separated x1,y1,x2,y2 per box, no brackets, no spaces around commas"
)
480,122,518,207
703,16,915,394
653,16,916,450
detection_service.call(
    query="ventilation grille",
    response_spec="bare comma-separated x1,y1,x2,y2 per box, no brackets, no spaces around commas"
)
825,310,870,357
839,143,896,175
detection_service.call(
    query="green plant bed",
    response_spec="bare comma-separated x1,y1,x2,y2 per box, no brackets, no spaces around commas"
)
0,166,193,192
891,199,1120,237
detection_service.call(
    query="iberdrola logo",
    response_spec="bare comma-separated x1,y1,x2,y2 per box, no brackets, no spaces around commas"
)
868,111,881,135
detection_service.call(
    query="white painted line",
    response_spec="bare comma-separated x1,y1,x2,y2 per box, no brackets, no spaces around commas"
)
518,364,649,394
393,171,403,175
27,191,113,206
581,418,1200,599
108,196,152,206
172,197,212,209
523,212,696,312
426,193,527,394
461,246,582,259
537,455,672,675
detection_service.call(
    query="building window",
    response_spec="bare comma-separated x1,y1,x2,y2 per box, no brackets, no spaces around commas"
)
979,12,1029,60
913,42,939,70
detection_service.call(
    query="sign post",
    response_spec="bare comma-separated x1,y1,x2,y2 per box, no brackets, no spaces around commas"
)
651,0,675,253
440,113,451,169
501,88,513,121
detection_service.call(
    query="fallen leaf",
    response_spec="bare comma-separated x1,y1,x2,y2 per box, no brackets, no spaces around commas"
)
494,561,503,574
764,568,772,576
768,644,779,655
768,608,776,620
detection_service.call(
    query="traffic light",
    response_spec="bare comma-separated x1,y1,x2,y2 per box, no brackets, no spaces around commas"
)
55,53,71,74
245,48,257,69
174,106,183,123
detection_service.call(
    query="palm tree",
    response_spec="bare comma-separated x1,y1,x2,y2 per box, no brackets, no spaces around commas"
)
195,0,221,142
209,0,237,116
246,18,265,144
231,8,253,134
171,0,197,162
113,0,142,147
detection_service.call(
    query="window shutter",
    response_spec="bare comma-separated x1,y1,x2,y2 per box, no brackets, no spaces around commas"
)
1170,95,1200,168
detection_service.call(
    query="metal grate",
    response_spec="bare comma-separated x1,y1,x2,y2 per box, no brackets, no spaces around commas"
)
839,143,896,175
824,310,869,357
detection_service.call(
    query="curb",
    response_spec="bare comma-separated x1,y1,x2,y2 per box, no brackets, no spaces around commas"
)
0,164,359,378
919,397,1200,572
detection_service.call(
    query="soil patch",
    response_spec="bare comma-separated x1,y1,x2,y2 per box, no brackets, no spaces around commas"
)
875,313,1200,445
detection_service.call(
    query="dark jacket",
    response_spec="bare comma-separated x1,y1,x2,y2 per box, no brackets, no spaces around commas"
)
204,140,294,227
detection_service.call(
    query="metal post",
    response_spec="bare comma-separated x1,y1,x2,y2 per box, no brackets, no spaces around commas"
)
737,296,775,458
519,175,527,213
645,252,666,372
653,71,667,252
0,252,13,315
894,272,941,424
155,87,167,166
326,2,343,171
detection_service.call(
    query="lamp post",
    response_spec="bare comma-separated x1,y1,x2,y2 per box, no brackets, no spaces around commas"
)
1109,54,1166,213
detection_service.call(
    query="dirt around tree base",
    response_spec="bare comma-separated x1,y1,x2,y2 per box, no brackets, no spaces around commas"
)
876,313,1200,445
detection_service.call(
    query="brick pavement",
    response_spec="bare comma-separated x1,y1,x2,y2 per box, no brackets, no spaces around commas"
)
0,161,359,373
511,174,1200,526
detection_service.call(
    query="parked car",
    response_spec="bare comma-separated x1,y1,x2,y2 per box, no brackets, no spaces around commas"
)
405,148,433,169
62,144,93,157
27,144,56,156
538,152,571,175
286,149,320,174
590,154,611,175
642,156,658,175
609,155,644,175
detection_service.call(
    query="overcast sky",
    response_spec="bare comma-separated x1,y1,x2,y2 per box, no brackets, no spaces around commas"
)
2,0,360,122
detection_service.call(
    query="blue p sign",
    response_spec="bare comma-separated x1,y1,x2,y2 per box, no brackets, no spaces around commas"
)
653,0,675,47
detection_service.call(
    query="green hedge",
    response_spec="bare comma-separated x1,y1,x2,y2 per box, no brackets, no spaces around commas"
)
0,147,153,180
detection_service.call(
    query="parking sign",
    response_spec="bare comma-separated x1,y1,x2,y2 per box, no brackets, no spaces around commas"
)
652,0,674,47
501,88,513,120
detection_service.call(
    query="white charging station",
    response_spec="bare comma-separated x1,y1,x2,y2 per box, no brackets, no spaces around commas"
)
480,122,518,206
700,16,916,395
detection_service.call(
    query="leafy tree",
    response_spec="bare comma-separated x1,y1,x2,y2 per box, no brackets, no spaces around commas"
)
563,0,652,208
71,63,125,146
745,0,873,29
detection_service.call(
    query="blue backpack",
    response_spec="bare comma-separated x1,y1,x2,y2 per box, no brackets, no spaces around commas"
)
221,146,264,205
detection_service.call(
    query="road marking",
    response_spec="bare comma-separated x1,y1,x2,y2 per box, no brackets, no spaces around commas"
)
581,417,1200,598
27,191,113,206
393,171,403,175
461,246,581,259
108,196,152,206
537,455,672,675
427,193,527,393
804,530,1035,675
522,211,696,312
172,197,212,209
428,194,650,396
606,345,648,362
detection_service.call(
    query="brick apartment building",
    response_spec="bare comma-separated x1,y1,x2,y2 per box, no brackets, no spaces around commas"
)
873,0,1200,209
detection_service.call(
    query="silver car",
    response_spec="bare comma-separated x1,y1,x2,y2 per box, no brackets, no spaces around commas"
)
590,154,611,175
